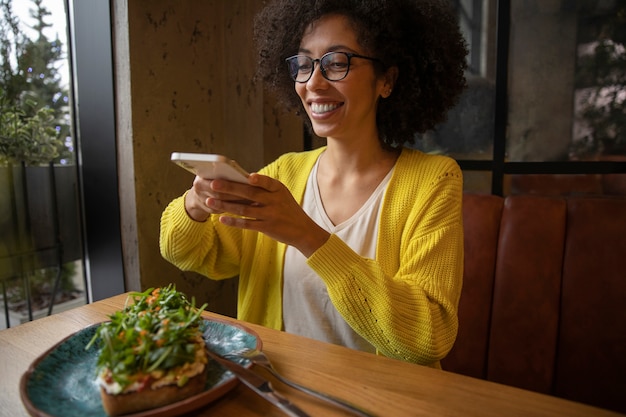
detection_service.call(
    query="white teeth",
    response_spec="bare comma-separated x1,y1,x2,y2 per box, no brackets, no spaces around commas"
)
311,102,339,114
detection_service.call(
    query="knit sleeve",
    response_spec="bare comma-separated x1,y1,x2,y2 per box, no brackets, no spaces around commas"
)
307,154,464,366
159,193,243,279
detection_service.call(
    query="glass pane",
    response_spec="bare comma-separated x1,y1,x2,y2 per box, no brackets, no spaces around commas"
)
413,0,497,160
1,0,86,329
507,1,626,162
463,170,492,193
602,172,626,196
506,174,603,196
505,172,626,197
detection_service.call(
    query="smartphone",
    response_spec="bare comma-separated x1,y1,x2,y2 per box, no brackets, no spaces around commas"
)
171,152,249,183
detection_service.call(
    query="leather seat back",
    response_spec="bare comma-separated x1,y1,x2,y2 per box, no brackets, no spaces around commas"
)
444,193,626,414
442,193,503,379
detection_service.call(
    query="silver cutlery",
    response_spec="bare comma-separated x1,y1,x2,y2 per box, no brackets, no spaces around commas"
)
206,349,311,417
226,348,376,417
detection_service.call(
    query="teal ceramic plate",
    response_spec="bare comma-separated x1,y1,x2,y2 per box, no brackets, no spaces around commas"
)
20,318,261,417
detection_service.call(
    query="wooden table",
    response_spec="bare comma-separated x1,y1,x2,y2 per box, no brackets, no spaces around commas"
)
0,293,621,417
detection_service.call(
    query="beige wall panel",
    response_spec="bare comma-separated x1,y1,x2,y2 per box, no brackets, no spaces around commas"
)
115,1,302,317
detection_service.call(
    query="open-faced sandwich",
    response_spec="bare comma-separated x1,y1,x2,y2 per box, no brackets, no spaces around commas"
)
86,285,208,416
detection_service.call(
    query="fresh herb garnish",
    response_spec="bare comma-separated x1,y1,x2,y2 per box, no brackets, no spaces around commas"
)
86,285,208,390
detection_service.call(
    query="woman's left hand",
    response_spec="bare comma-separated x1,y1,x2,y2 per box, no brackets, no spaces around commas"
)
207,173,329,257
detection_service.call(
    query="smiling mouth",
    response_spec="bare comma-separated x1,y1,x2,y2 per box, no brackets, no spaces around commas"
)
310,102,342,114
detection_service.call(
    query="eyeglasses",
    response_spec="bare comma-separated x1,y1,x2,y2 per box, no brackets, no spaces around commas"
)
285,51,381,83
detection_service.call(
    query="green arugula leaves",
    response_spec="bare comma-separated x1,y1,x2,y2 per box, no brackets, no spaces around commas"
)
86,285,207,389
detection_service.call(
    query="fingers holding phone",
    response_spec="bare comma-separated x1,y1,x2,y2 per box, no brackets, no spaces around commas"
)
182,177,218,221
172,152,253,221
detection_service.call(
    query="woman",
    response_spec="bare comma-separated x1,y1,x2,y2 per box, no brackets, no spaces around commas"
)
160,0,467,367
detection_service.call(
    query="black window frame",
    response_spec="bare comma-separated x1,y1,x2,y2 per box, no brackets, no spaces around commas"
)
68,0,125,301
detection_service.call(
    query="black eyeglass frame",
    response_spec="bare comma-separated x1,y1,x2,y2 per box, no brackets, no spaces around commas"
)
285,51,383,83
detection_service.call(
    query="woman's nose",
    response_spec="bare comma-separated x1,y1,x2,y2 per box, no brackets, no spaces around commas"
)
306,64,328,90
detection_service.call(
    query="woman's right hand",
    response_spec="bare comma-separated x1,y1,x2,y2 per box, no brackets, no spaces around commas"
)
184,176,231,222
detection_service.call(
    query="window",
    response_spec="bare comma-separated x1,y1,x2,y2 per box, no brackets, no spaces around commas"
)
1,0,86,328
417,0,626,196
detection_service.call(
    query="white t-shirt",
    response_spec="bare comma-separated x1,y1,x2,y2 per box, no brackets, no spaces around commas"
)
282,156,393,353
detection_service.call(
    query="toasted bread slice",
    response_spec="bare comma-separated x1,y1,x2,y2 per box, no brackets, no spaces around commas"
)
87,286,210,416
100,366,207,416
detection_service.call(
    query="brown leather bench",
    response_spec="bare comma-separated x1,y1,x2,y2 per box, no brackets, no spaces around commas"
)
442,193,626,414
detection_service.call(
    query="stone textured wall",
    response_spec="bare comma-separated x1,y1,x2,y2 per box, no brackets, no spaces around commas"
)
113,1,302,316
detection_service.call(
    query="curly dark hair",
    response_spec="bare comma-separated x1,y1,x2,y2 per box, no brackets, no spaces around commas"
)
253,0,468,147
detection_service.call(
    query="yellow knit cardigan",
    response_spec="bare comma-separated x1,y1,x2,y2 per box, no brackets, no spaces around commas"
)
160,146,464,366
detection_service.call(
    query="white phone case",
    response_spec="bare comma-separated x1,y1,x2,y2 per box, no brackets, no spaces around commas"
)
171,152,249,183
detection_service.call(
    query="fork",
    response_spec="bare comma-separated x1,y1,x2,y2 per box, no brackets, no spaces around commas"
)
225,348,376,417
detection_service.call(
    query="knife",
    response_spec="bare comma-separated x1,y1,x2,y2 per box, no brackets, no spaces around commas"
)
206,349,311,417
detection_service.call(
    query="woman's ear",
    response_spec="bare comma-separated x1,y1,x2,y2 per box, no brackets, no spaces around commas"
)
382,66,399,98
